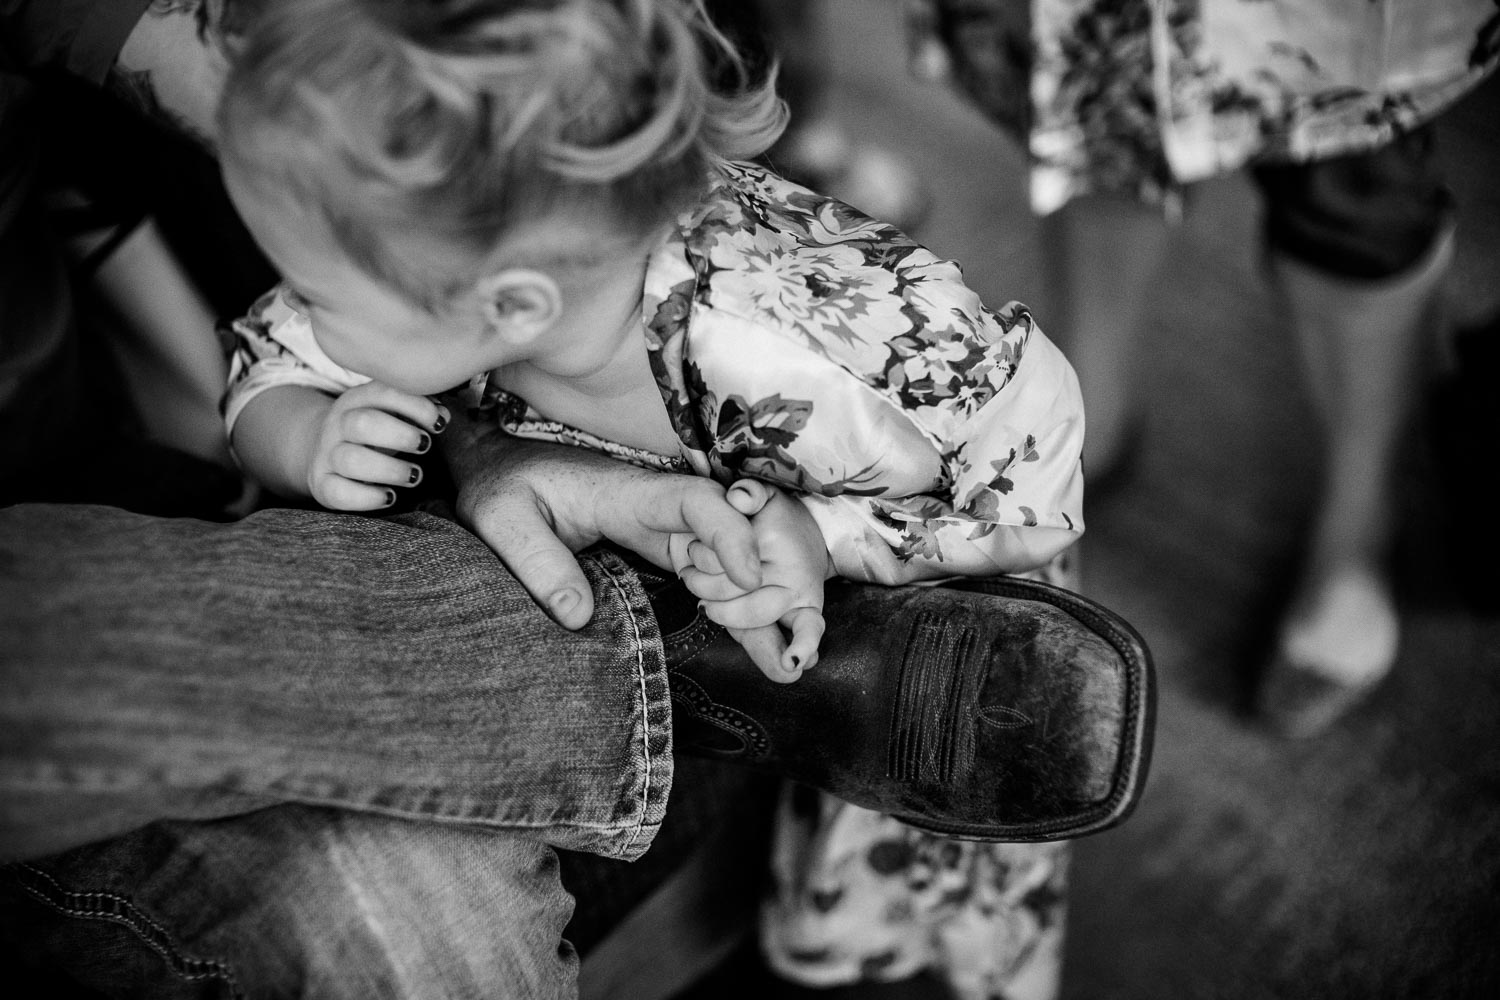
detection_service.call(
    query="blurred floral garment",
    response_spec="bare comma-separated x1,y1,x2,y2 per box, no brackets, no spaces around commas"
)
908,0,1500,212
763,786,1071,1000
227,162,1085,583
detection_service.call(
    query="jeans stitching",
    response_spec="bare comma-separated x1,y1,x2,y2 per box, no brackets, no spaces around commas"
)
592,555,654,855
5,862,245,999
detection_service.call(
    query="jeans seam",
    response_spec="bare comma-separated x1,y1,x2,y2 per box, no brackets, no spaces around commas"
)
593,555,655,856
4,862,244,999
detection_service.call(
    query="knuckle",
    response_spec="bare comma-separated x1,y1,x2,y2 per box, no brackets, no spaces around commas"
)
330,441,363,472
314,476,352,509
345,408,381,439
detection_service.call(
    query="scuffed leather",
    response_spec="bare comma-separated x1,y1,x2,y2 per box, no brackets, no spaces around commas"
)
662,576,1154,842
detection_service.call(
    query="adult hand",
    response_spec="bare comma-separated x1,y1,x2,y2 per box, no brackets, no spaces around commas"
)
442,405,762,630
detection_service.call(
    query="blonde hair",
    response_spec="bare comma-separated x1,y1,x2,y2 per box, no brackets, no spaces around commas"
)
220,0,786,308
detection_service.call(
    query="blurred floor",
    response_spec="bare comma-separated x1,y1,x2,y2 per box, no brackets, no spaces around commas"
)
691,2,1500,998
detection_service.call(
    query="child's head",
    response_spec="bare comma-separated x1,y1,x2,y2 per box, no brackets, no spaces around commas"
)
219,0,785,388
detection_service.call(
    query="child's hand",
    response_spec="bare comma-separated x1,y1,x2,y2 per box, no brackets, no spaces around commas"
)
306,382,449,511
673,479,830,684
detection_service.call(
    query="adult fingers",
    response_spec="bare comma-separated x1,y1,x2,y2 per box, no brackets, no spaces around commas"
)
591,474,755,581
671,482,761,591
466,485,596,630
728,625,792,683
667,532,695,576
686,538,725,575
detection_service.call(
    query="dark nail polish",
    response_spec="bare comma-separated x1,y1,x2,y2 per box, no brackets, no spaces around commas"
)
408,467,421,485
432,412,448,432
415,433,431,454
384,490,396,507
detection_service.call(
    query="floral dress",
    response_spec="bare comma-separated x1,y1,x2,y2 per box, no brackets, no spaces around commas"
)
225,162,1084,1000
907,0,1500,212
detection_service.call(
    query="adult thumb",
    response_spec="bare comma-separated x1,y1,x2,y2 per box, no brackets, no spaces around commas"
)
469,496,596,630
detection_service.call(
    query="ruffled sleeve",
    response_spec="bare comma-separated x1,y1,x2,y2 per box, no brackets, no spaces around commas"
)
798,314,1083,585
222,286,369,438
665,163,1084,584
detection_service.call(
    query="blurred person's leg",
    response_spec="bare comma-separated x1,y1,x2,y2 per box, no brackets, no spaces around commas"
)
3,806,580,1000
761,789,1069,1000
1038,194,1171,480
1253,127,1453,737
0,502,671,863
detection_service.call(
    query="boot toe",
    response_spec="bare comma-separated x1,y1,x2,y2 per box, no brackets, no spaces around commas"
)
665,577,1154,842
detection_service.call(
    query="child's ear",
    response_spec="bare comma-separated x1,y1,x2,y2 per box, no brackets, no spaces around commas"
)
476,269,563,347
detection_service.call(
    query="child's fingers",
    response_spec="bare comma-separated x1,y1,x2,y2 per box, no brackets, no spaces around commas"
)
343,382,449,435
677,565,751,602
698,586,795,630
725,478,773,517
673,489,761,591
667,532,695,576
670,536,744,593
311,473,398,512
329,442,424,489
779,607,825,677
727,624,793,683
685,538,725,575
335,406,435,456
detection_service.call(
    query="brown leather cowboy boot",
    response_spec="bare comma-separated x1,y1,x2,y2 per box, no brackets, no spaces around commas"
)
652,573,1154,843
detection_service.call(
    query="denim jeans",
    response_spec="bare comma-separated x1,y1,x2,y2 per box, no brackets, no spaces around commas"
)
2,807,580,999
0,502,676,998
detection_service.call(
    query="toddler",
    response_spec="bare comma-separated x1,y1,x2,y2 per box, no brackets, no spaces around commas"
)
220,0,1082,995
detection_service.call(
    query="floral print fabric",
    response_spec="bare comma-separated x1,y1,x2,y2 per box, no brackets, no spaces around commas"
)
909,0,1500,212
639,161,1083,582
223,286,370,439
763,786,1070,1000
225,162,1085,582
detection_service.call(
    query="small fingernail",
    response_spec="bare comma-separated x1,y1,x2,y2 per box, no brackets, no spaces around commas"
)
550,589,581,617
789,655,801,668
408,466,421,485
383,489,396,507
415,433,431,454
432,410,448,432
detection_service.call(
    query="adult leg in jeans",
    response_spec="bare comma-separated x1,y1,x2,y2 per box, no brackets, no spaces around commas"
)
0,502,672,862
1,501,673,998
3,806,580,1000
